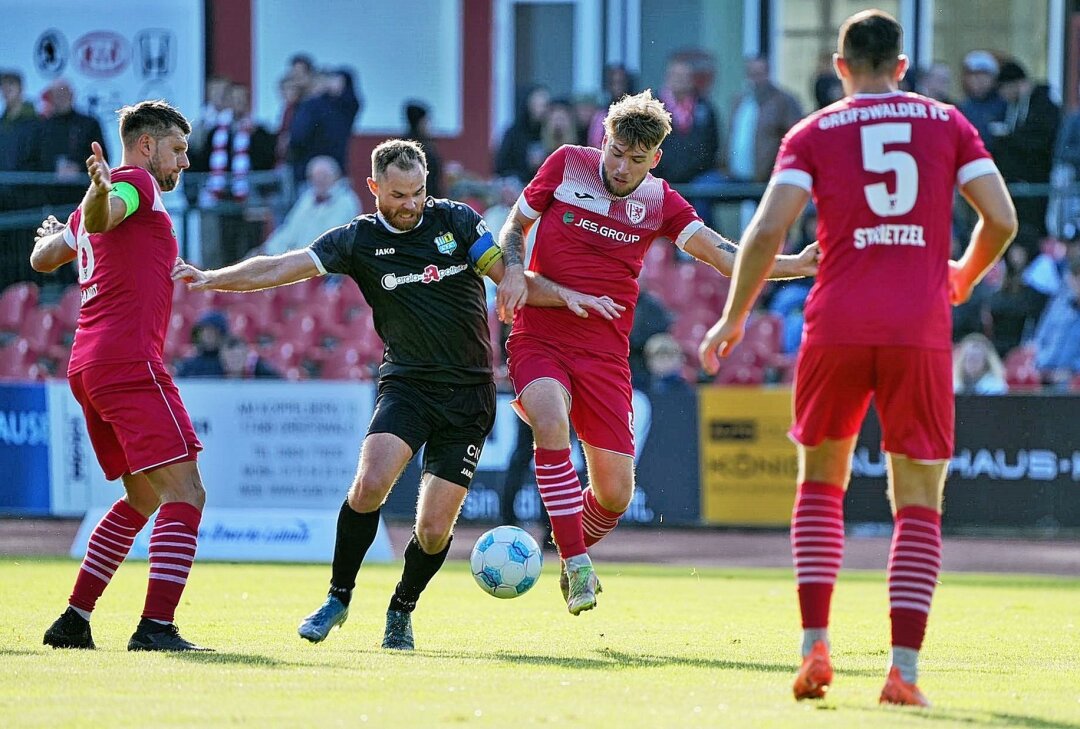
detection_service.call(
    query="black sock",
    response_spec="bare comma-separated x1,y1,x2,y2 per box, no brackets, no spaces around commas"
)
388,532,451,614
329,500,381,607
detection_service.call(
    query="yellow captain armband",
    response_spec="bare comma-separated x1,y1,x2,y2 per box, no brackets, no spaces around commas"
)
468,232,503,275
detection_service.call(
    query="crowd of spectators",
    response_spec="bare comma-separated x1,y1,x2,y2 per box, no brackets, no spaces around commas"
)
2,44,1079,392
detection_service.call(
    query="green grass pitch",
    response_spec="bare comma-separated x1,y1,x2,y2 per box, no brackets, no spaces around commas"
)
0,559,1077,728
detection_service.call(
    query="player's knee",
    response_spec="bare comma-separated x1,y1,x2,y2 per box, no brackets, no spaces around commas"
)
415,520,452,554
527,412,570,447
347,472,390,513
185,480,207,510
125,491,160,517
596,483,633,513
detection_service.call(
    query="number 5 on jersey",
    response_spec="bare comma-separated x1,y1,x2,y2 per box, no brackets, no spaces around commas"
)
861,123,918,217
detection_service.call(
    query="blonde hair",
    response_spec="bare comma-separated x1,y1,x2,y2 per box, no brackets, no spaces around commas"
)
952,333,1006,390
602,89,673,151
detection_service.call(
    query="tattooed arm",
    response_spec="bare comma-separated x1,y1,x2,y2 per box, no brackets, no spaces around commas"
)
494,202,533,322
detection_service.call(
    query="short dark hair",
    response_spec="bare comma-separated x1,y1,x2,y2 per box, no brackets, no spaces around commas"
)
0,70,22,86
117,99,191,148
371,138,427,179
838,9,903,75
603,89,673,151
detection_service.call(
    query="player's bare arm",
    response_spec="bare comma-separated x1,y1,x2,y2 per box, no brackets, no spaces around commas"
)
950,172,1018,304
486,258,624,321
683,221,820,280
29,215,77,273
171,249,320,292
698,182,811,373
494,203,531,321
81,141,126,233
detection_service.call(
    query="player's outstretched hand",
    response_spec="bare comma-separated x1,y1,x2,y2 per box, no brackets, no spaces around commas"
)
171,257,211,289
565,292,625,320
85,141,112,194
793,241,821,277
698,317,744,375
496,265,528,323
35,215,64,243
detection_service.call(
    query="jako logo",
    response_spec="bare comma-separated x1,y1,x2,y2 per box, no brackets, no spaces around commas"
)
375,247,395,256
74,31,130,77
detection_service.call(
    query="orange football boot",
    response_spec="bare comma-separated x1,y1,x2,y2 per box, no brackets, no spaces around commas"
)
879,666,931,707
792,640,833,700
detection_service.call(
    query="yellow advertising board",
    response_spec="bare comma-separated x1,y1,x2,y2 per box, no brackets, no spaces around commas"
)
699,387,798,526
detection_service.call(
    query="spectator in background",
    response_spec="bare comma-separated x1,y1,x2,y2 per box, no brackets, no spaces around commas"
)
38,80,107,180
261,155,360,256
0,69,39,174
987,60,1060,247
495,84,550,183
1032,256,1080,387
953,333,1008,394
176,310,229,378
915,62,955,105
958,50,1006,143
539,99,579,158
811,52,843,109
643,332,690,396
628,288,674,391
404,101,443,198
989,249,1046,356
727,56,803,184
220,336,280,379
289,66,361,185
588,64,637,147
654,57,720,185
572,93,601,147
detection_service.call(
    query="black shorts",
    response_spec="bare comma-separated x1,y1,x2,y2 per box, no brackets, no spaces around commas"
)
367,378,496,488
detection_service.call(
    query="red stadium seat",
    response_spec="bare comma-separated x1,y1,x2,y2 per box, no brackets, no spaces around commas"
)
0,282,39,333
19,308,61,355
1004,346,1041,390
0,339,32,378
742,313,783,361
54,285,82,331
319,346,373,380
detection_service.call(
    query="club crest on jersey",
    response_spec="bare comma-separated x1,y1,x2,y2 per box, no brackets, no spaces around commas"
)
626,199,646,225
434,231,457,254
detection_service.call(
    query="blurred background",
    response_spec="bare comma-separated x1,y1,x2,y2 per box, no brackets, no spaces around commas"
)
1,0,1078,556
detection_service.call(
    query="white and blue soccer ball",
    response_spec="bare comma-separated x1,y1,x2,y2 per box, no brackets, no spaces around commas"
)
470,526,543,599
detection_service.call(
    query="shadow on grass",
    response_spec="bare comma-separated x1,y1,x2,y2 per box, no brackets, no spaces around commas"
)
408,646,881,677
165,651,300,668
846,704,1080,729
0,648,42,657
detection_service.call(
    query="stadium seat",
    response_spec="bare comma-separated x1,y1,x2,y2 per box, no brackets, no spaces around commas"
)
0,282,39,333
319,346,373,380
0,339,32,378
1004,346,1041,390
54,286,82,331
742,313,784,361
19,308,61,355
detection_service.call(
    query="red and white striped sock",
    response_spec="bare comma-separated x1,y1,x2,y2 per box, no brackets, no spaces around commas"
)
582,487,622,547
534,447,586,559
791,481,846,630
888,505,943,650
142,502,202,624
69,499,148,616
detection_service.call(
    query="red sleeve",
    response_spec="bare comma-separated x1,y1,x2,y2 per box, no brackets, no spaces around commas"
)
770,121,815,192
657,183,704,248
518,145,570,219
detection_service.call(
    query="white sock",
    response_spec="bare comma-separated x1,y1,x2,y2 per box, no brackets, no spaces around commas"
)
801,628,829,657
889,646,919,684
565,553,593,572
69,605,92,622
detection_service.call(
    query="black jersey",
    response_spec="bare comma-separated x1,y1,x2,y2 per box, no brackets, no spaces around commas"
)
308,198,502,385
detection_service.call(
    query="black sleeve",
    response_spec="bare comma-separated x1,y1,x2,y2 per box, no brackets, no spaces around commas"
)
447,200,487,248
309,222,357,276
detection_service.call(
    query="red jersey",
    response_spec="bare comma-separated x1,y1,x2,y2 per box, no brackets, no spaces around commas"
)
513,145,702,355
63,166,178,374
773,91,996,350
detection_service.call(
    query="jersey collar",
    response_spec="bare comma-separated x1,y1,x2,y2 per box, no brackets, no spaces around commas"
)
851,90,906,100
376,210,423,234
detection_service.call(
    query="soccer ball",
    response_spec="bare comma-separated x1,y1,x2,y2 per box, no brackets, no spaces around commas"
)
470,526,543,598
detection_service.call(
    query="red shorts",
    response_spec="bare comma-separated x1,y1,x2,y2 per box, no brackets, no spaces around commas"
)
790,343,954,462
68,360,202,481
506,334,635,456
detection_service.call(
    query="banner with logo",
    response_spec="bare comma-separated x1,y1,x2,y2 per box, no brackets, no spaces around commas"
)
847,394,1080,528
0,383,51,514
0,0,203,163
699,387,797,526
